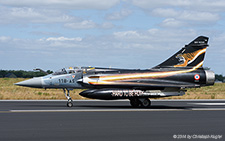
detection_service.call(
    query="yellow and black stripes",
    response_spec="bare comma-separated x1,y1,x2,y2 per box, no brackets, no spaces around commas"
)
86,61,203,85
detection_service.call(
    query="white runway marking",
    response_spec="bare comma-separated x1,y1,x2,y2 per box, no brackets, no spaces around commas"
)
10,109,186,113
8,108,225,113
192,108,225,111
189,103,225,105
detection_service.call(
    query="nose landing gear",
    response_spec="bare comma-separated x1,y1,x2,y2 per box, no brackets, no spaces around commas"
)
63,88,73,107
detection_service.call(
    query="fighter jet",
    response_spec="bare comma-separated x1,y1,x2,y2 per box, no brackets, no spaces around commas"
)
15,36,215,107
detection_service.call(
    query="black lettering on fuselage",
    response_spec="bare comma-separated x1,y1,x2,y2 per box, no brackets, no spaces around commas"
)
58,79,75,83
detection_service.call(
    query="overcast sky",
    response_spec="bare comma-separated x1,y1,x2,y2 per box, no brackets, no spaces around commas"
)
0,0,225,74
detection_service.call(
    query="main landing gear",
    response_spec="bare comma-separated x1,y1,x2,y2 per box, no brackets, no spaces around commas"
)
63,88,73,107
129,98,151,108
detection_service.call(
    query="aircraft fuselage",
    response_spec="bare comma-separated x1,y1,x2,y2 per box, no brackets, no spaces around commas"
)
15,36,215,107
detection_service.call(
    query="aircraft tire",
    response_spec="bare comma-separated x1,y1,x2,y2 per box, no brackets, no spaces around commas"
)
67,102,73,107
141,98,151,107
130,99,141,108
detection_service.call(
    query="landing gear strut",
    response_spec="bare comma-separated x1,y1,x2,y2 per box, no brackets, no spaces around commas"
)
63,88,73,107
129,98,151,108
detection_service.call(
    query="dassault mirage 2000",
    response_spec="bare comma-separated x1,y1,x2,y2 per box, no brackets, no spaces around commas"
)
15,36,215,107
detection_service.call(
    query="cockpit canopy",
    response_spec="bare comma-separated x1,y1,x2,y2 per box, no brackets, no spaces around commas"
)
52,66,115,75
53,67,81,75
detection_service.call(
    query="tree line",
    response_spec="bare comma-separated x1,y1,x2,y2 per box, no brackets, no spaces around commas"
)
0,70,53,78
215,74,225,82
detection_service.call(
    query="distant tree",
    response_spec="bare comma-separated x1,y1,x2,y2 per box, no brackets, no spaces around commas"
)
0,70,53,78
215,74,225,81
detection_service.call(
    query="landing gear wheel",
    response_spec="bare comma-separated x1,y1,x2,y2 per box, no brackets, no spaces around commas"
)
130,98,151,108
141,98,151,107
67,102,73,107
63,88,74,107
130,99,141,108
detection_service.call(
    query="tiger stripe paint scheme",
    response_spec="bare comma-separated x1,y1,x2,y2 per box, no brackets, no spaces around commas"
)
83,61,204,87
81,36,211,89
79,36,215,103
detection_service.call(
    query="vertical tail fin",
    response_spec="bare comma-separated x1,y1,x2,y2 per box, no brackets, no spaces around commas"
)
154,36,209,69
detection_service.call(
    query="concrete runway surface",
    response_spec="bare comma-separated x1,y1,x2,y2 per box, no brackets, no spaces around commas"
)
0,100,224,141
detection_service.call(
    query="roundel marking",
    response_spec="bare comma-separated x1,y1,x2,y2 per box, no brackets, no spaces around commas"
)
194,74,200,80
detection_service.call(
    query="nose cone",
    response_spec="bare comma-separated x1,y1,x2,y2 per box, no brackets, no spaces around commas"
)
15,77,43,88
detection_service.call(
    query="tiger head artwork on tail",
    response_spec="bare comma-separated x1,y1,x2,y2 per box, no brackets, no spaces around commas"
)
154,36,208,69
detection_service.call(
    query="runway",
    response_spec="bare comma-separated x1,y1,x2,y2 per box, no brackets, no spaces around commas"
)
0,100,224,141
